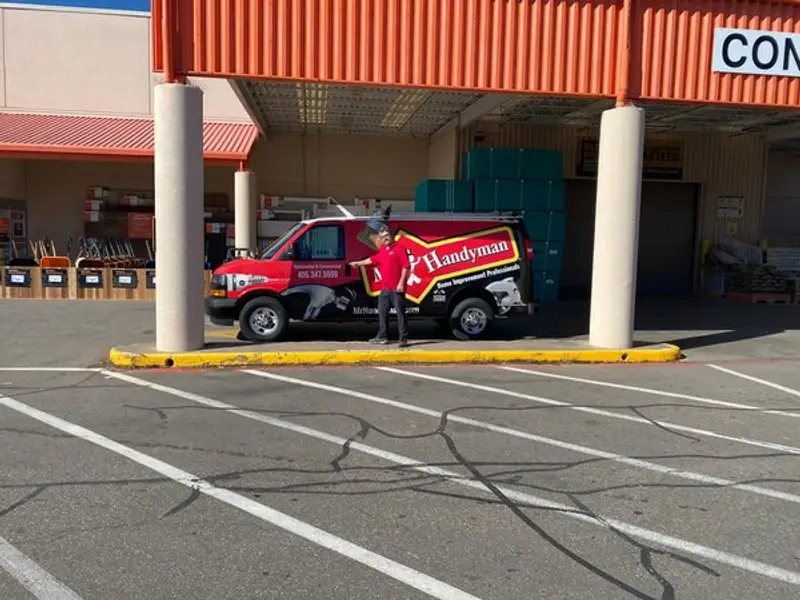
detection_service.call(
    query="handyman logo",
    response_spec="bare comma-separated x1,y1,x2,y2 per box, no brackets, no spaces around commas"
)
361,226,520,303
421,240,511,271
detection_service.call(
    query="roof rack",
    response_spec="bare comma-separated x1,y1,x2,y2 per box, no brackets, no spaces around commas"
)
308,212,523,223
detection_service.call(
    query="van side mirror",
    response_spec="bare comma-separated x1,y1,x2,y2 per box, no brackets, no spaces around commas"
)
280,246,293,261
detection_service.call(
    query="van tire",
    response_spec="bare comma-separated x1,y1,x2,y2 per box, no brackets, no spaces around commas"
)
239,296,288,343
449,297,494,341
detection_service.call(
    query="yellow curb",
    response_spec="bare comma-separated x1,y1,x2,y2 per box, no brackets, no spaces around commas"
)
108,344,682,369
205,328,241,339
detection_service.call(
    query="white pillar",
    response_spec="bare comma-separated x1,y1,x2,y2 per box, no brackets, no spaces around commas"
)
154,83,205,352
234,170,257,253
588,105,645,349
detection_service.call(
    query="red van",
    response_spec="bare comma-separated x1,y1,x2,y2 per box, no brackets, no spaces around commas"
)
206,213,534,342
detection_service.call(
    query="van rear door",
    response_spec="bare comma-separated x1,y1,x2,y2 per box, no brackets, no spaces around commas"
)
514,223,533,304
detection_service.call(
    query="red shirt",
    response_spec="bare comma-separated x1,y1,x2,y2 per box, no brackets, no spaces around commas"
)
371,243,410,290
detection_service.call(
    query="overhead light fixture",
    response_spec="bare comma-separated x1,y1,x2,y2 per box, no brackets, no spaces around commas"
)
380,89,430,129
296,83,328,125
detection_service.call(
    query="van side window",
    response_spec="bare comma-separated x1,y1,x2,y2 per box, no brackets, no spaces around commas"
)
292,225,345,261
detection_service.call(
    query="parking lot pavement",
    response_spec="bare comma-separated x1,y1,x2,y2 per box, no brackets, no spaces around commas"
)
2,362,800,599
10,296,800,368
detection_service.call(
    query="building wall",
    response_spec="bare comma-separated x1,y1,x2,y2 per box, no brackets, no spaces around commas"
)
20,160,235,244
0,158,25,200
0,132,429,242
0,4,251,121
248,133,428,202
427,129,458,179
459,122,768,244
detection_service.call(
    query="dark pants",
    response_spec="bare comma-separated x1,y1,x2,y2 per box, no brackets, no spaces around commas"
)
376,290,408,341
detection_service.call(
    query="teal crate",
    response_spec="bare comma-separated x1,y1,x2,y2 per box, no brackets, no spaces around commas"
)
462,148,564,180
461,149,493,180
414,179,474,212
523,180,565,211
473,179,565,212
522,211,566,242
519,150,563,180
531,241,564,272
474,180,521,211
532,269,561,302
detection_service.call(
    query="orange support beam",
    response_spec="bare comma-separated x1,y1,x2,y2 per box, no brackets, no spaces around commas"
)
152,0,800,108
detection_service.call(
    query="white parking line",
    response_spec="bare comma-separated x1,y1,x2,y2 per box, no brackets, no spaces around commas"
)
376,367,800,456
102,369,800,586
499,366,800,419
236,368,800,504
0,536,83,600
0,368,100,372
0,394,482,600
707,364,800,399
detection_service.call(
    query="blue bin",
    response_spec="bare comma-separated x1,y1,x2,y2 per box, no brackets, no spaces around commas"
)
517,150,564,180
462,148,564,180
474,180,521,211
522,211,566,242
474,180,565,212
461,149,493,180
522,180,565,211
532,269,561,302
531,241,564,272
414,179,474,212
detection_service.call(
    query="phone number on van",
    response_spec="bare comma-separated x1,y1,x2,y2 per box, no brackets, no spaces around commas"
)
296,269,340,279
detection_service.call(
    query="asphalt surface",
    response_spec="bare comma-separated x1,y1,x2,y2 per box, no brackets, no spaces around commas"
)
3,360,800,599
8,296,800,365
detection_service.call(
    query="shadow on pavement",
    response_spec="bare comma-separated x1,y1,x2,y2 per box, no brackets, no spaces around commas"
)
210,297,795,351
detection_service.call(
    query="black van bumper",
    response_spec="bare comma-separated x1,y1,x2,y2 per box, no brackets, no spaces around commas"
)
506,303,536,315
205,296,238,326
497,304,536,319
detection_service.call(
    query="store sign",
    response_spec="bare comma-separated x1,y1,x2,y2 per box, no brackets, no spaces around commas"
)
577,139,683,180
712,27,800,77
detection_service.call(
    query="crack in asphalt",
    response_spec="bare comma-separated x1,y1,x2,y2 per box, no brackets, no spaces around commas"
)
2,373,791,598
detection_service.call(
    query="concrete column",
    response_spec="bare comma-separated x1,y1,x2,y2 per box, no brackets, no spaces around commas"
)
588,105,645,349
234,170,257,253
153,83,205,352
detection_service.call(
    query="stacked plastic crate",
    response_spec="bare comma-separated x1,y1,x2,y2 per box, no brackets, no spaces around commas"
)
462,148,565,302
413,179,475,213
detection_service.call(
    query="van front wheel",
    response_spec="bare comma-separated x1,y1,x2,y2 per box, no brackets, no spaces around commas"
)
449,297,494,341
239,297,288,342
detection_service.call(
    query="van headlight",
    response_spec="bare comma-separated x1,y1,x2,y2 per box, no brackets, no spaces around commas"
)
209,274,227,297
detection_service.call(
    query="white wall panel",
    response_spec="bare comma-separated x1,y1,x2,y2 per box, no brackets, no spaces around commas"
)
3,7,151,115
0,5,253,122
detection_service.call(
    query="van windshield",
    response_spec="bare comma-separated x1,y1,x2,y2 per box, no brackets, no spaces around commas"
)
260,223,305,259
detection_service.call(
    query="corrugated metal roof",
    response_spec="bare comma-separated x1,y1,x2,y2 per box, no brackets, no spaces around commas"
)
154,0,800,109
0,112,259,164
154,0,622,97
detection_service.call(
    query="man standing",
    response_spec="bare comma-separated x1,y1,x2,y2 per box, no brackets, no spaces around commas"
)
349,227,410,347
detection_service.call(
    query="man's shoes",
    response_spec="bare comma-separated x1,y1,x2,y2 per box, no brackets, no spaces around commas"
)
370,337,389,345
397,340,409,348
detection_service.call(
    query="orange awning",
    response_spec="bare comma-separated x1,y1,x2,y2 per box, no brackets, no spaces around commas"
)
0,112,259,165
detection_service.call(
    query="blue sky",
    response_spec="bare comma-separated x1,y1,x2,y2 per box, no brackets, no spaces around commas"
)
3,0,150,11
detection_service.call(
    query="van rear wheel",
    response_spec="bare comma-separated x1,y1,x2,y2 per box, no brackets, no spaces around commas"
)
239,297,288,342
449,297,494,341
